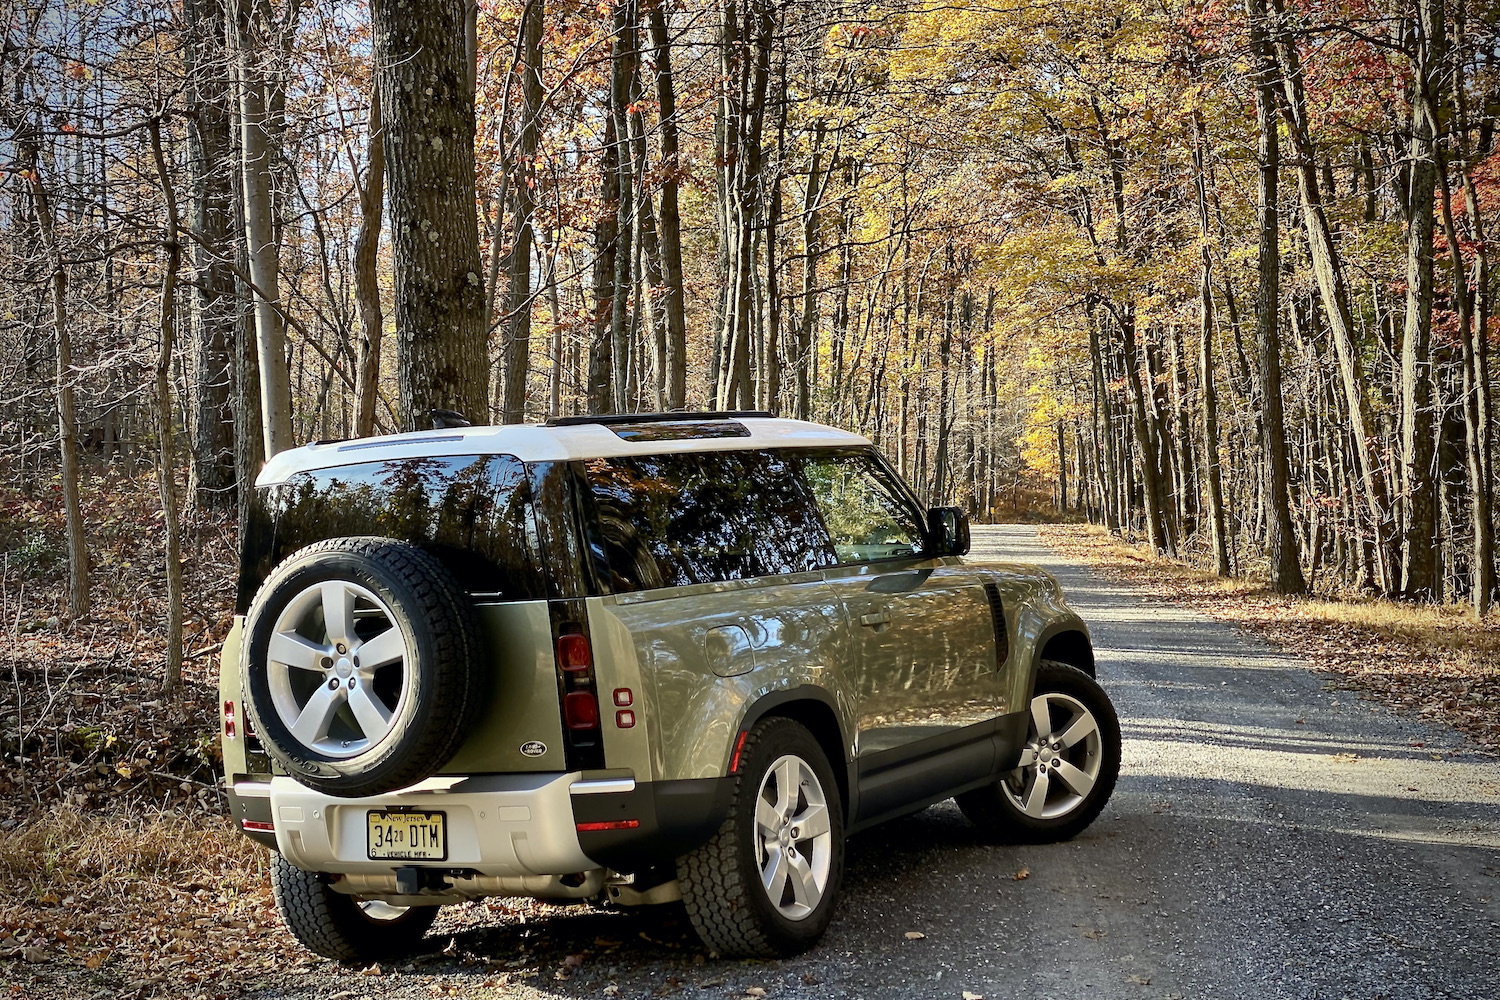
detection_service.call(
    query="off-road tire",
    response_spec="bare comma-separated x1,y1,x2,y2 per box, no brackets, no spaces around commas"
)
242,537,484,797
957,660,1120,843
270,852,439,963
677,718,845,958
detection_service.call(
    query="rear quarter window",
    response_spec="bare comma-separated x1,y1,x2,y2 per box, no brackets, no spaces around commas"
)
584,449,836,592
244,455,542,602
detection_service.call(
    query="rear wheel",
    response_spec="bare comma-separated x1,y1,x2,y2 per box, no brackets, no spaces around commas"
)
957,661,1120,843
269,853,439,964
678,718,844,957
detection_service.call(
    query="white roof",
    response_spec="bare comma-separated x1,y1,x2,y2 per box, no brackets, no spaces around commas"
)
256,417,871,487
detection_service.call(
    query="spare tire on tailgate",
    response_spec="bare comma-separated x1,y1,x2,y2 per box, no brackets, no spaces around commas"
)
241,537,485,797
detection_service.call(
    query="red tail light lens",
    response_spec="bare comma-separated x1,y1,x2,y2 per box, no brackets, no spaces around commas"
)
557,634,592,672
563,691,600,730
223,700,236,739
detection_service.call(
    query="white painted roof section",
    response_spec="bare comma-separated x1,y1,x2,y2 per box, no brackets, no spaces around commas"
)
255,417,871,486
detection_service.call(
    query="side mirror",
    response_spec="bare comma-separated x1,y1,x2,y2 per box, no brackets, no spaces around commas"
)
926,506,970,558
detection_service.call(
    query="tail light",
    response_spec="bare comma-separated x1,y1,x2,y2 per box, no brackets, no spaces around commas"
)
554,624,604,768
557,634,592,671
223,700,236,739
564,691,600,729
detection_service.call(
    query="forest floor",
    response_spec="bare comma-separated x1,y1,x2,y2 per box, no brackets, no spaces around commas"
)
1036,523,1500,754
4,468,1499,997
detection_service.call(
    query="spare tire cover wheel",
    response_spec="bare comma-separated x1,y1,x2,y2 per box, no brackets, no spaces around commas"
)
241,538,482,797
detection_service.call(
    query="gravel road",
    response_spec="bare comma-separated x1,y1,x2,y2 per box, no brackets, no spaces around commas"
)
247,524,1500,1000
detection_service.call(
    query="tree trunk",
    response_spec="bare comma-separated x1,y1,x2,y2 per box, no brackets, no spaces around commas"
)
231,0,294,455
1192,114,1231,576
608,1,638,413
588,114,620,413
1249,0,1306,595
149,120,186,691
22,136,89,619
183,0,238,506
647,6,688,410
1397,0,1443,598
714,0,773,409
372,0,490,428
501,0,545,423
353,78,386,437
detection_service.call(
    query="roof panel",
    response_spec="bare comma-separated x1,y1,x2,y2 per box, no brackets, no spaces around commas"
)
255,418,871,486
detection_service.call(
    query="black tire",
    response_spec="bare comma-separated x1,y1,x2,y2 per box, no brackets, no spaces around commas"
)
957,660,1120,843
678,718,845,958
270,852,439,963
242,537,484,797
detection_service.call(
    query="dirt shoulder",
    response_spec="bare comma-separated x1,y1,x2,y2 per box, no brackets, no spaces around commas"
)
1038,524,1500,754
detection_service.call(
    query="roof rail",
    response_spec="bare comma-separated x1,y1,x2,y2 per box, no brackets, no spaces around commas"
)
545,410,773,427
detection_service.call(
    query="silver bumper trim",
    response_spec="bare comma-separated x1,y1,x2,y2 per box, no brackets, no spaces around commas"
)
268,772,595,878
569,777,636,795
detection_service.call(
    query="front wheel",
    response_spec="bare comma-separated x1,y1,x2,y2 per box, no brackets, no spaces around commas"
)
957,660,1121,843
678,718,844,957
270,852,439,963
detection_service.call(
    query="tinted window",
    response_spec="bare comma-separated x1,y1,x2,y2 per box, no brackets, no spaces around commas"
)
258,455,541,597
802,452,926,564
584,450,835,591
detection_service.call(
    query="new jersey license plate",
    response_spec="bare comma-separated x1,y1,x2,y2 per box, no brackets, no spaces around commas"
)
366,810,447,861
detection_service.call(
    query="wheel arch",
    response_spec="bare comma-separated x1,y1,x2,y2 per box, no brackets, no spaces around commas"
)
1036,623,1096,678
736,686,852,823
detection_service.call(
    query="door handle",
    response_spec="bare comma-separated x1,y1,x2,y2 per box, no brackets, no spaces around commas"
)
859,612,892,628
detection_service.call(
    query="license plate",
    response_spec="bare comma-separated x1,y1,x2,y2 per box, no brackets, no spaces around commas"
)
366,810,447,861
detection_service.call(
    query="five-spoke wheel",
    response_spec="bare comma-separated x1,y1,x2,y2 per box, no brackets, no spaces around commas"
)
1005,688,1105,819
754,754,836,920
266,581,410,758
957,660,1121,843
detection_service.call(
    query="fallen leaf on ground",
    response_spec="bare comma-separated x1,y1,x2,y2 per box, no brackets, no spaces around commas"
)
745,988,767,997
1126,974,1151,985
1013,867,1030,880
904,931,926,940
963,992,985,999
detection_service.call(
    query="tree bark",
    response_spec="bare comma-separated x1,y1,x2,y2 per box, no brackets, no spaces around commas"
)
609,0,638,413
149,120,185,691
647,5,688,410
22,136,89,619
352,78,386,437
231,0,295,455
1249,0,1306,595
714,0,773,409
183,0,238,506
1192,113,1231,576
371,0,490,428
588,114,620,413
1397,0,1443,598
501,0,545,423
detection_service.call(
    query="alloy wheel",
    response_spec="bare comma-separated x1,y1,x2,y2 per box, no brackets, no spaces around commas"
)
754,754,835,920
266,581,410,758
1003,690,1104,820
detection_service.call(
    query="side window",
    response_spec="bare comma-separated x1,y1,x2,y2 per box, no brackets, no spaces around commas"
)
584,450,835,592
261,455,541,597
801,452,926,565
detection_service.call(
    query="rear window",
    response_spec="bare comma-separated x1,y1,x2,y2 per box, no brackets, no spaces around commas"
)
249,455,541,598
584,450,836,592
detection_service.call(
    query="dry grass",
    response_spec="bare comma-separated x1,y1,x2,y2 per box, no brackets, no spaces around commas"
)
1041,524,1500,752
0,805,287,997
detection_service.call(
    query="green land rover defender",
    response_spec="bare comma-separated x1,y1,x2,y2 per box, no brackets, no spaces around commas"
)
219,412,1120,961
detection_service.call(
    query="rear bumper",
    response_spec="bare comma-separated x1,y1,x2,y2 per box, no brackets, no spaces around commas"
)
263,772,595,878
231,771,734,880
